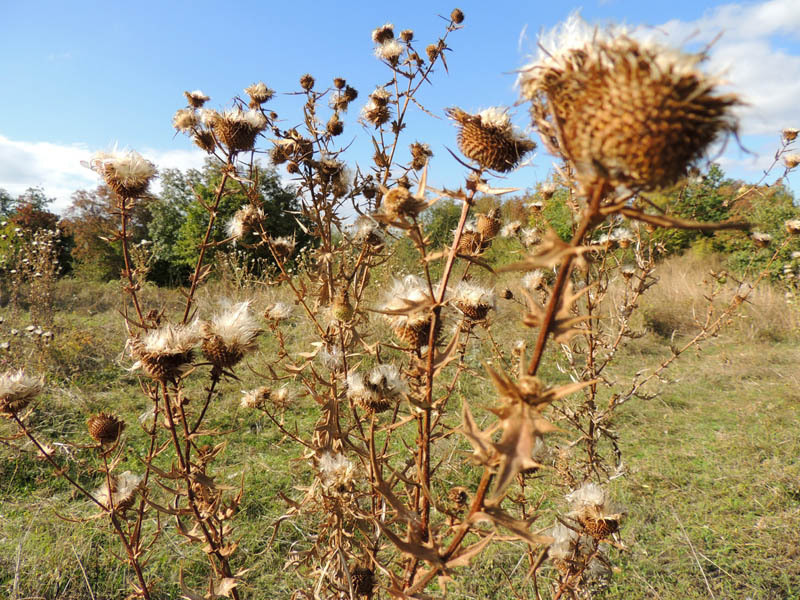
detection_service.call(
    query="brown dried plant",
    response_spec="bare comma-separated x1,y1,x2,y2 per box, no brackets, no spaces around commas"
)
4,10,796,600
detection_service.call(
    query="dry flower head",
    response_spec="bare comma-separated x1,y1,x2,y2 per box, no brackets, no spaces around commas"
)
447,106,536,172
519,15,739,190
0,369,43,417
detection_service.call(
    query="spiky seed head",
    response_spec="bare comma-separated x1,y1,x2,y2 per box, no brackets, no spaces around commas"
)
299,73,315,91
783,128,799,142
450,8,465,23
447,107,535,172
87,412,125,444
172,108,198,132
784,154,800,169
452,281,496,320
540,181,558,200
409,141,433,170
240,386,270,409
426,43,439,62
326,113,344,136
0,369,43,417
456,230,484,255
522,269,545,291
501,221,521,238
270,235,296,261
476,208,502,240
200,301,261,370
620,264,636,279
751,231,772,248
210,108,267,152
352,216,385,249
333,77,346,89
380,186,427,221
129,323,198,382
785,219,800,235
362,90,392,127
448,486,469,510
184,90,210,108
89,150,157,198
244,82,274,106
226,204,264,241
96,471,142,513
193,131,216,153
375,39,404,64
519,15,739,190
382,276,440,348
371,22,394,44
566,482,621,539
400,29,414,42
317,451,357,494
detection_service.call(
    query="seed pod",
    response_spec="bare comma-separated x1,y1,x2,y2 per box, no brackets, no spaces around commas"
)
87,412,125,445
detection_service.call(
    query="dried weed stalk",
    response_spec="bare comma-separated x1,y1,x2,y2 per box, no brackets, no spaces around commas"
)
3,10,796,600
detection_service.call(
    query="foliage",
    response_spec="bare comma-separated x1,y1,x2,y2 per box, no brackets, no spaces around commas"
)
147,159,305,285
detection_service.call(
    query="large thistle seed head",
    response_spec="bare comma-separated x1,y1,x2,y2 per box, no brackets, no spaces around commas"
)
89,150,157,199
129,323,199,382
0,369,44,417
519,15,739,190
409,141,433,171
476,207,502,240
447,106,536,172
201,301,261,371
316,451,357,495
210,108,268,153
371,22,394,44
87,412,125,445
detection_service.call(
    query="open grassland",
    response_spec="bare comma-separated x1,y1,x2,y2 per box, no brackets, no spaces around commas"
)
1,254,798,599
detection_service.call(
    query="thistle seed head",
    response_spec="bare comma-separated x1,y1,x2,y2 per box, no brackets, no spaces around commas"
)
95,471,142,513
0,369,43,417
200,301,261,371
299,73,315,91
210,108,268,152
371,23,394,44
128,323,199,382
184,90,210,108
89,150,157,199
447,107,535,172
226,204,264,241
782,128,799,142
519,15,739,190
409,141,433,170
172,108,198,132
244,81,275,107
451,281,496,320
87,412,125,445
783,154,800,169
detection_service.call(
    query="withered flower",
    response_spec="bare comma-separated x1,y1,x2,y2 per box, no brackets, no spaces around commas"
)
200,301,261,371
566,482,623,539
226,204,264,242
299,73,315,91
129,323,198,382
381,275,439,348
95,471,142,513
87,412,125,445
409,141,433,170
784,154,800,169
447,107,535,172
0,369,43,417
184,89,210,108
451,281,496,320
347,364,407,413
172,108,198,132
209,108,267,152
244,81,274,107
89,150,157,198
519,15,739,190
371,22,394,44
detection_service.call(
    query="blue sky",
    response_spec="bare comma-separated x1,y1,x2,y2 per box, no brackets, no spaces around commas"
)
1,0,799,212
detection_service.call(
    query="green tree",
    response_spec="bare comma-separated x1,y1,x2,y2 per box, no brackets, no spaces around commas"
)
148,159,306,285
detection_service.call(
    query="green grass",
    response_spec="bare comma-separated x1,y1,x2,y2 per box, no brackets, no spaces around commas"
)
1,277,799,599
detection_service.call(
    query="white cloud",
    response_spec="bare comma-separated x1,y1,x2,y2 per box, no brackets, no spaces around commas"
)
0,135,207,214
658,0,800,137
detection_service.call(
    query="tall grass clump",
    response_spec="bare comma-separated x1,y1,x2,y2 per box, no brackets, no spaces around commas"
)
3,10,799,600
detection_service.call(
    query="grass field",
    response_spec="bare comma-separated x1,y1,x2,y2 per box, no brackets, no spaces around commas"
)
1,255,798,599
